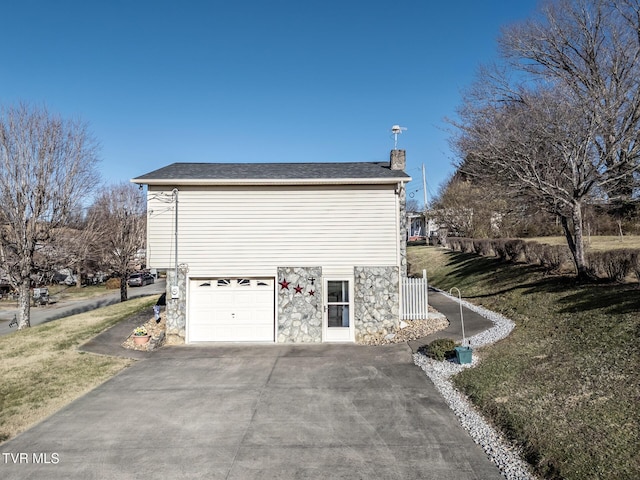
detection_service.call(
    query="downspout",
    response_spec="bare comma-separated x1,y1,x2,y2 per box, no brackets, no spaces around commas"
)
396,180,405,322
395,181,404,269
172,188,179,297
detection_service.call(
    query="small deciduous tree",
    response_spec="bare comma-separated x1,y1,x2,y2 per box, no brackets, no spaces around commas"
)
0,103,100,329
432,173,513,238
86,183,146,302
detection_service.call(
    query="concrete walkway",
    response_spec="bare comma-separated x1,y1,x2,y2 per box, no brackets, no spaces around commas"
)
79,304,157,360
0,297,504,480
408,289,495,353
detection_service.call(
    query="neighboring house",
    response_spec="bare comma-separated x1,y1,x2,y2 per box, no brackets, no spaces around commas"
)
52,268,76,286
407,212,426,241
131,149,411,344
407,211,439,241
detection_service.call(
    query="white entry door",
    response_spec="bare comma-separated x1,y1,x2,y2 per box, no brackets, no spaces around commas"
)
323,279,354,342
188,278,274,342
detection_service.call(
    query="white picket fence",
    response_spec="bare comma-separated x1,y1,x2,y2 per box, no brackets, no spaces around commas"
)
401,270,429,320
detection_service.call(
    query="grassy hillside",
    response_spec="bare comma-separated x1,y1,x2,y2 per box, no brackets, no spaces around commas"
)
409,246,639,480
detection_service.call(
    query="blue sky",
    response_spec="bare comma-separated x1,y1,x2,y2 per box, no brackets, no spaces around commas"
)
1,0,539,206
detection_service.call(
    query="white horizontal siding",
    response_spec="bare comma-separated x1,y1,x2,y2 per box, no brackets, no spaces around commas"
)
147,184,399,275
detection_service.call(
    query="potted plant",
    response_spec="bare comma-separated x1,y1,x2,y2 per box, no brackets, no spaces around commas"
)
132,326,151,345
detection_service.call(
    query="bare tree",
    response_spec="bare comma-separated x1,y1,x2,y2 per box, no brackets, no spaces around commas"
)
432,172,515,238
86,183,146,302
0,103,100,329
500,0,640,206
0,104,98,329
453,82,601,278
447,0,640,278
48,218,103,286
406,198,420,213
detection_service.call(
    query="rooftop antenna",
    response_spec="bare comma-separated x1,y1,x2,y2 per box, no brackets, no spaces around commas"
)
391,124,407,149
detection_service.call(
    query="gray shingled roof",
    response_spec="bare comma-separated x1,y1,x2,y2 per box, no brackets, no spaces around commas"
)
132,162,410,183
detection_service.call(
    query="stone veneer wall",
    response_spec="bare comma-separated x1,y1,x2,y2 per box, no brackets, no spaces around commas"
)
165,265,188,344
398,183,408,277
354,266,400,343
277,266,322,343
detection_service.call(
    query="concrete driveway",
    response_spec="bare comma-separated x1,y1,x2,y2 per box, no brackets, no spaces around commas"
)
0,344,502,479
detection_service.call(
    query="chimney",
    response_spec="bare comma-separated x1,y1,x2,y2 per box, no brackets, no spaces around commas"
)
390,149,406,171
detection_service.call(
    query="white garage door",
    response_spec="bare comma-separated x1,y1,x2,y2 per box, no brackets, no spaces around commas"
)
188,278,275,342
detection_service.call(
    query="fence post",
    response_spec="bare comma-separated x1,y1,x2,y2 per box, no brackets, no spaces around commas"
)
400,272,430,321
423,269,428,321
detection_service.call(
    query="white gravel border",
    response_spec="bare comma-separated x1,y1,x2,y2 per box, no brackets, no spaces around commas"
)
413,290,538,480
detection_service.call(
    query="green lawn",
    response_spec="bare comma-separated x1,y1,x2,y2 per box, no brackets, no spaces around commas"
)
409,246,639,480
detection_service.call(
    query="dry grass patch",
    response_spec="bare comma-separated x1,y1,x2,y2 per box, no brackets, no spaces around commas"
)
0,296,154,444
527,235,640,251
0,284,117,311
47,284,118,302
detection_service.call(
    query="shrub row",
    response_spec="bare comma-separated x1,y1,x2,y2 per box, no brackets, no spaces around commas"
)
586,249,640,282
444,237,573,272
443,237,640,282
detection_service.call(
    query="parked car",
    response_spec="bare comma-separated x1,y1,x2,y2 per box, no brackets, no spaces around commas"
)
127,273,155,287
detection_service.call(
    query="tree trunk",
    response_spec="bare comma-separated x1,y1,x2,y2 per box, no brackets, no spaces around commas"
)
17,281,31,329
617,220,623,241
560,203,590,280
120,274,128,302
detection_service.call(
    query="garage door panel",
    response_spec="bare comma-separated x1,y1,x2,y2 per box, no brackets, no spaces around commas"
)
234,291,259,303
193,324,275,342
207,310,268,324
188,278,274,342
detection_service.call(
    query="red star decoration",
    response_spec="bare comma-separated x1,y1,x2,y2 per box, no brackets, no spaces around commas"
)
308,289,315,296
294,284,303,294
279,279,290,290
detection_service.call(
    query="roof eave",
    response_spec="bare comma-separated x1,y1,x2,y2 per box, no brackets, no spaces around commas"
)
130,176,412,186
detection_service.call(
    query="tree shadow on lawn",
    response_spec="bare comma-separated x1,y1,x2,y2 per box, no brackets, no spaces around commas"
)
442,251,640,316
444,251,506,279
554,283,640,316
443,251,549,291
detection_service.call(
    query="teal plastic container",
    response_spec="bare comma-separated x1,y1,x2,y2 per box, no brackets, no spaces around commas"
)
455,346,472,364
